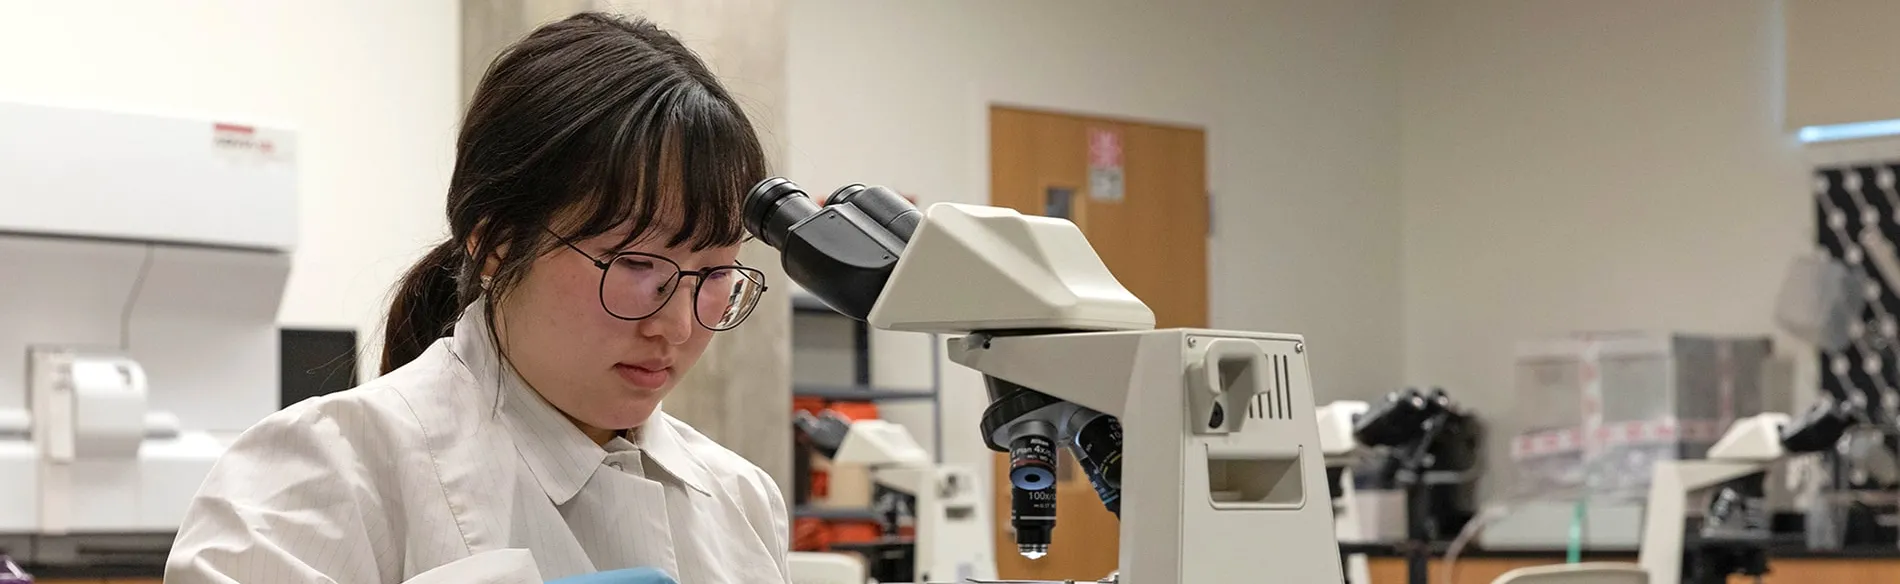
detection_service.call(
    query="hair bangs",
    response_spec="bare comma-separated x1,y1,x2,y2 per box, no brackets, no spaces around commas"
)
558,78,765,254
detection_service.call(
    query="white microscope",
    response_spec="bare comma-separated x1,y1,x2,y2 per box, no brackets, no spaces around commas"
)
745,178,1346,583
1629,398,1854,584
0,101,294,566
1318,401,1372,584
794,409,997,583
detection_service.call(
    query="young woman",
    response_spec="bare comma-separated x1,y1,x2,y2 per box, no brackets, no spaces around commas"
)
164,13,786,584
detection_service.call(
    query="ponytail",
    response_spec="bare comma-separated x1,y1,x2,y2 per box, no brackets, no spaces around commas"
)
380,240,469,375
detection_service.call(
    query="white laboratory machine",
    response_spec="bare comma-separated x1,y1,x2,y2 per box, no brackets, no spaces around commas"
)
1318,400,1373,584
0,101,295,565
793,410,997,583
745,178,1345,583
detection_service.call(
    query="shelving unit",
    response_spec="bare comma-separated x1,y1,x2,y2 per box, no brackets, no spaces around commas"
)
788,290,943,524
789,291,942,454
789,506,881,521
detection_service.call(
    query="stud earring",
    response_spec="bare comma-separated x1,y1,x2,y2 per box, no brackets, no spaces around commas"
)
479,274,492,290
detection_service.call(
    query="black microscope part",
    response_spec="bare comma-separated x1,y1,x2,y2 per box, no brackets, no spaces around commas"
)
793,410,851,460
741,177,914,321
1010,484,1056,554
1781,397,1858,454
828,183,921,242
1353,387,1439,448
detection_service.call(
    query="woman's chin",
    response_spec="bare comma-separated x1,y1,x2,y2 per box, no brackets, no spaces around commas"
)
592,400,661,433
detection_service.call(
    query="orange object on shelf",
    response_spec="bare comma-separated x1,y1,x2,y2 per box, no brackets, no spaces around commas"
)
826,401,879,421
792,517,831,551
793,397,828,415
828,520,881,544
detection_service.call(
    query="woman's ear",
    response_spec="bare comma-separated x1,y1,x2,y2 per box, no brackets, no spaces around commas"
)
463,224,508,286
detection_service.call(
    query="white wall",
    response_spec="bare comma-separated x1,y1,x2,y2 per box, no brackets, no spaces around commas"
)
1398,0,1811,496
786,0,1402,485
0,1,462,380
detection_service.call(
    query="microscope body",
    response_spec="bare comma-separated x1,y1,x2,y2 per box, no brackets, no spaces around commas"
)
748,179,1345,583
953,328,1345,583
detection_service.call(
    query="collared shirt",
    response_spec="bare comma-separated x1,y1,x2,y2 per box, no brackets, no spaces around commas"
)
163,303,791,583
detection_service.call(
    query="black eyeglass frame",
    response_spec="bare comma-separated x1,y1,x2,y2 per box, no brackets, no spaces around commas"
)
547,231,769,331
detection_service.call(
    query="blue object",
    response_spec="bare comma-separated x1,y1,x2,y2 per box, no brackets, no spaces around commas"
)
546,567,677,584
1009,465,1054,490
1798,118,1900,143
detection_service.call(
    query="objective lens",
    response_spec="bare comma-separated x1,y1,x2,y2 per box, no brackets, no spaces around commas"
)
1070,414,1123,517
1008,433,1058,491
1011,484,1055,560
1005,425,1059,560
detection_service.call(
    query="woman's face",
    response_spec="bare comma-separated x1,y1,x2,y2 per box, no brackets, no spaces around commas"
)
495,223,743,444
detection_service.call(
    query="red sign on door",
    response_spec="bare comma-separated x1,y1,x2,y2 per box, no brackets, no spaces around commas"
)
1088,128,1122,168
1088,127,1125,202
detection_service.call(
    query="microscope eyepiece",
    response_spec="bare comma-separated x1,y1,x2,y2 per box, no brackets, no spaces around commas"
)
743,177,820,250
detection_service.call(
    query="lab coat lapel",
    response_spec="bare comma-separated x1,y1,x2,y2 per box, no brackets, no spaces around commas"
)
584,455,680,577
634,411,714,497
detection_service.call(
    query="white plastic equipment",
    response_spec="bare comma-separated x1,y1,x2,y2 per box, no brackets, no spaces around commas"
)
1319,400,1372,584
786,551,866,584
1492,562,1649,584
861,202,1346,583
824,417,996,583
0,101,295,564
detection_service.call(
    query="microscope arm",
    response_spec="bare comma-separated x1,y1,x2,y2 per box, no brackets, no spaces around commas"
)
1636,458,1775,582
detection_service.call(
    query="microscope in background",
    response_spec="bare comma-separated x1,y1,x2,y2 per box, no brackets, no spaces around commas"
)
746,178,1346,583
793,409,997,583
1341,388,1481,584
1633,397,1857,583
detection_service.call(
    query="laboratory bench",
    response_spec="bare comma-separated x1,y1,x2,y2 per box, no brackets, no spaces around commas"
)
20,542,1900,583
12,562,163,583
1342,541,1900,583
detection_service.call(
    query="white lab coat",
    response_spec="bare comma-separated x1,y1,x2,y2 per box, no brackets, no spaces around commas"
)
164,303,792,583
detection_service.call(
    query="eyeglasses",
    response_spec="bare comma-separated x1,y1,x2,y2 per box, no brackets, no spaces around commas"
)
549,232,768,331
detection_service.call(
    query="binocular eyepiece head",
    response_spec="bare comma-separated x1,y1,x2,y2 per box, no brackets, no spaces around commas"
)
743,178,922,250
740,177,922,321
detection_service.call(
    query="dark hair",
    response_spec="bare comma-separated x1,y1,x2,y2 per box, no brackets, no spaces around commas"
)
380,12,767,374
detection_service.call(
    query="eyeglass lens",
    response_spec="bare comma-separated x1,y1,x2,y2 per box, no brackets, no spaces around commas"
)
600,254,764,329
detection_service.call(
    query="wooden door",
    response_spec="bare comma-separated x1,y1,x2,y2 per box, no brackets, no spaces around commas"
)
986,105,1209,580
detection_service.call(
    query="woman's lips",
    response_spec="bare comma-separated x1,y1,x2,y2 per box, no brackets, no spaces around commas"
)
614,363,672,389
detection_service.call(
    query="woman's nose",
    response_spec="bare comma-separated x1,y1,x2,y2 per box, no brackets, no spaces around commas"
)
638,283,696,344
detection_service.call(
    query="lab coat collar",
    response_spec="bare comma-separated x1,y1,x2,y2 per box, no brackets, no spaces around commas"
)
630,410,715,497
449,301,712,504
